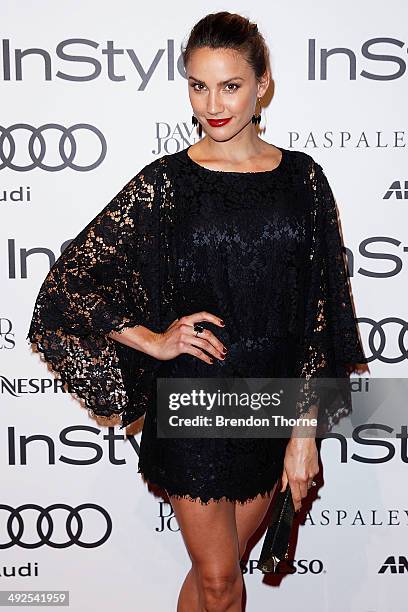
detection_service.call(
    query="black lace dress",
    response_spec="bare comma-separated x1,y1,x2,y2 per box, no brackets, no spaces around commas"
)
27,145,368,505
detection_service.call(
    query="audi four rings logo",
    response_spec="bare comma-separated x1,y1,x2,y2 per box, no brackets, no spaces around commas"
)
0,503,112,548
0,123,107,171
360,317,408,364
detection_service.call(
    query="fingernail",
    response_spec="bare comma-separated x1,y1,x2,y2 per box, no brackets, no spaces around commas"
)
209,359,214,364
220,320,225,326
222,347,227,353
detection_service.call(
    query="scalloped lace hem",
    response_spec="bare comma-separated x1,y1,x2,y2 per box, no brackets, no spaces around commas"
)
26,335,127,422
137,468,279,506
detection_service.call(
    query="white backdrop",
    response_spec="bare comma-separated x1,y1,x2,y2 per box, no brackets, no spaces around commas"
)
2,1,407,610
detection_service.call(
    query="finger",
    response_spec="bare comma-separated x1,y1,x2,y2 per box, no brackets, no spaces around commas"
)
299,481,309,501
186,328,226,360
181,343,214,365
179,311,225,328
307,478,315,490
291,482,302,512
307,475,319,492
280,470,287,493
189,336,226,361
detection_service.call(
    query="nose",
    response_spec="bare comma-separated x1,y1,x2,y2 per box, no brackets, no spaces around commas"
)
207,90,224,116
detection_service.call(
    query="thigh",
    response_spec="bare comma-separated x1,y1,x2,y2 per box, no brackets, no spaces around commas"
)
167,493,240,575
234,481,279,557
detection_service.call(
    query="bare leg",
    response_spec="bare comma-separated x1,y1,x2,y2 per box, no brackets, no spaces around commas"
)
169,493,242,612
235,480,279,558
235,481,279,607
176,563,200,612
169,481,279,612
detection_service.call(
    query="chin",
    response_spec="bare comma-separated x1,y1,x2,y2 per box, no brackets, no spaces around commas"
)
208,134,234,143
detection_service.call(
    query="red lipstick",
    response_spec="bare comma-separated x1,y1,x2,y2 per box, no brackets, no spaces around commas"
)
207,117,232,127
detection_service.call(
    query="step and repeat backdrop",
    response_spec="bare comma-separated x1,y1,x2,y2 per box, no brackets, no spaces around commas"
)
1,1,407,610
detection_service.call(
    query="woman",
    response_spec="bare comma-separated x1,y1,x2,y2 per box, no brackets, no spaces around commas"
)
27,11,369,612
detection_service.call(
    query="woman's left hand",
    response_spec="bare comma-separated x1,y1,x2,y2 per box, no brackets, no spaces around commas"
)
280,438,319,512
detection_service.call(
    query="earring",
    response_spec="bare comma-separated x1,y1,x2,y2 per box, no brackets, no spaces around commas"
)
191,114,203,137
251,97,262,125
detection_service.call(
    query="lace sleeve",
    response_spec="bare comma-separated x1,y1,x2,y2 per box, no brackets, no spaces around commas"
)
294,159,370,434
27,158,164,429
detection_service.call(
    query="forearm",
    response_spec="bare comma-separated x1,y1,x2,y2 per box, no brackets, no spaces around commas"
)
107,325,159,357
291,402,318,440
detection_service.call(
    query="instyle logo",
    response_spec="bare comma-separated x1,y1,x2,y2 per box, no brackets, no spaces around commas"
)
5,425,408,468
3,38,407,85
1,39,184,88
12,238,408,281
9,237,73,278
308,37,408,81
7,426,141,466
326,425,408,463
0,123,106,172
0,503,112,548
347,238,408,279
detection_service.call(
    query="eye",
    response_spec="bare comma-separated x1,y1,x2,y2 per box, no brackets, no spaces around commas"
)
191,83,206,92
190,82,240,92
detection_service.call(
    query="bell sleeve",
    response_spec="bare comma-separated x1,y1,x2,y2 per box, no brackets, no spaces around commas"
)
294,158,370,435
26,158,164,429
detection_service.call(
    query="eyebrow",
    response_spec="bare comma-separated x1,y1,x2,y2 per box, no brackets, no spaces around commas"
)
188,76,244,85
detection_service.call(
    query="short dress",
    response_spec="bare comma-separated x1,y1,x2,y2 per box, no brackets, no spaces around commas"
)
27,144,369,505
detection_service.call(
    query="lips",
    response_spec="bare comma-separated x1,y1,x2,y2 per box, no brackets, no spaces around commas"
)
207,118,232,127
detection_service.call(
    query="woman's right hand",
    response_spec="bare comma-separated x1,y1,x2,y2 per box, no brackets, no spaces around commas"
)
147,311,227,363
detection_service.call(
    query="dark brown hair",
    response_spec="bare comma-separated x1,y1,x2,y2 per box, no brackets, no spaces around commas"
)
181,11,270,82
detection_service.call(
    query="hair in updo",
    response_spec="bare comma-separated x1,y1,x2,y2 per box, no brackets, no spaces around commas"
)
181,11,270,82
